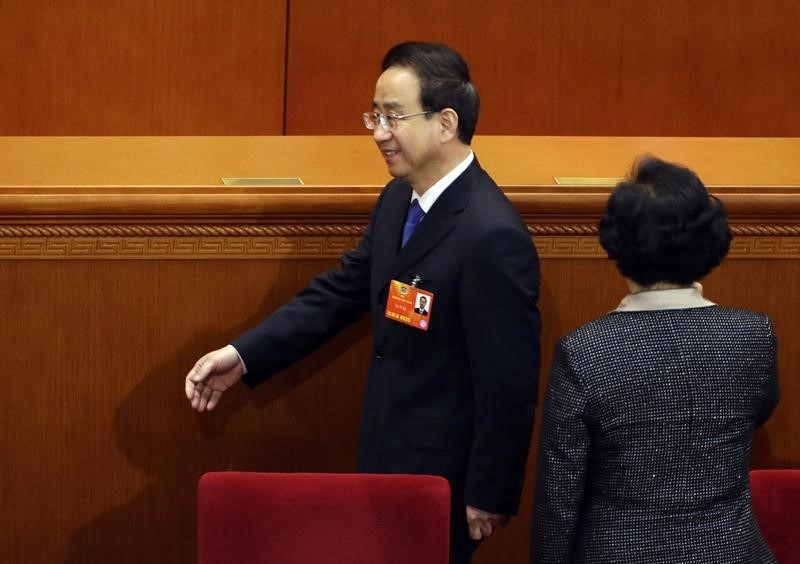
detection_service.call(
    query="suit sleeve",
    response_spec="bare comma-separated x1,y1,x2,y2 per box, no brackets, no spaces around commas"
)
460,224,541,514
531,340,590,564
231,192,382,386
755,315,780,427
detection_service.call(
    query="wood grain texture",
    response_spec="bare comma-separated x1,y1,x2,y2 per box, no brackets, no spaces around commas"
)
0,259,369,562
2,1,797,136
2,136,800,187
0,1,287,135
286,0,800,136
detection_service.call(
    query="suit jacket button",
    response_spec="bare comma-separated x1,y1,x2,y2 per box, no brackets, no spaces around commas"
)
375,351,384,359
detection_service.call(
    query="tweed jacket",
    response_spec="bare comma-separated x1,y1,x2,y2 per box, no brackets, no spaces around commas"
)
532,289,779,563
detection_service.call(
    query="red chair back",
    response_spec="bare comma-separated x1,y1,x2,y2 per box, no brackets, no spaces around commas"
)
751,469,800,564
198,472,450,564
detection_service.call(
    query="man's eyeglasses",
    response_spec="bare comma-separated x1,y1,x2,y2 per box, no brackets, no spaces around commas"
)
362,111,432,130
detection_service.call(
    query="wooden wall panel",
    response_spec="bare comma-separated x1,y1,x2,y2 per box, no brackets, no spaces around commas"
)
2,1,797,136
0,1,287,135
286,0,800,136
0,259,370,563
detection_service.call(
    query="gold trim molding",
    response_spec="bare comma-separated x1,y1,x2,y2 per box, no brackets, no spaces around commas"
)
2,223,799,238
0,225,366,238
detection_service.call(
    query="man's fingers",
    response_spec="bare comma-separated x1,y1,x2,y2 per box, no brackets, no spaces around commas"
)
189,381,203,410
469,517,493,539
467,514,492,540
185,355,214,402
465,505,504,540
185,378,196,401
196,381,210,411
207,389,223,411
188,356,213,382
186,348,240,411
468,522,482,540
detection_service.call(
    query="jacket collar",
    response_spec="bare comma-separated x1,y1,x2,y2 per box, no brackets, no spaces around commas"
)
414,151,474,213
614,282,715,312
389,158,480,280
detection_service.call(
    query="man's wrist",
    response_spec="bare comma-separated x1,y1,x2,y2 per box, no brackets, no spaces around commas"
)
227,344,248,375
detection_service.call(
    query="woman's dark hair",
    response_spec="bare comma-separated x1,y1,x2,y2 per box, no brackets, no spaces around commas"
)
382,41,479,144
599,156,732,286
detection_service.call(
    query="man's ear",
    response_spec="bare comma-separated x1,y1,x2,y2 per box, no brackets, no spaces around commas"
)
438,108,459,142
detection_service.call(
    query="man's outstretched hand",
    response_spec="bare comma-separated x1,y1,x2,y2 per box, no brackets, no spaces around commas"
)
185,345,244,411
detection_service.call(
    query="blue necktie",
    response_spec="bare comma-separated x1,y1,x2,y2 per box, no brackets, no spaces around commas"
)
401,199,425,247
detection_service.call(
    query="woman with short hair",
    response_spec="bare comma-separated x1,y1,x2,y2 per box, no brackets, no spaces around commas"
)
531,156,779,563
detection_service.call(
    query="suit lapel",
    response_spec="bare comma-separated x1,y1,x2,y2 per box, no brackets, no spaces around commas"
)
388,160,479,281
381,183,412,256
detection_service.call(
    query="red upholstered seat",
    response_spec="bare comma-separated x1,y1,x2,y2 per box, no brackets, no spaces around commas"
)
198,472,450,564
750,469,800,564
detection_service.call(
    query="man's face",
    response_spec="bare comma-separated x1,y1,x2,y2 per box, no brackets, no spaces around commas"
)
419,296,427,308
371,66,442,190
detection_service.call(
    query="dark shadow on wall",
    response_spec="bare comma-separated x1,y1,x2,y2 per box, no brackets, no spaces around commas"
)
65,263,371,563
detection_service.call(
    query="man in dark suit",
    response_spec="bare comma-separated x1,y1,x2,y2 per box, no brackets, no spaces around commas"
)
415,295,429,315
185,41,541,563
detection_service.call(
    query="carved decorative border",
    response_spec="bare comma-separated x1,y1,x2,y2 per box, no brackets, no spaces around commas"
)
0,237,362,259
533,237,605,258
728,237,800,256
0,224,797,258
533,236,800,259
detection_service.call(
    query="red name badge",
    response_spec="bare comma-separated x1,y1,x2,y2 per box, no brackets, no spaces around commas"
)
384,279,434,331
